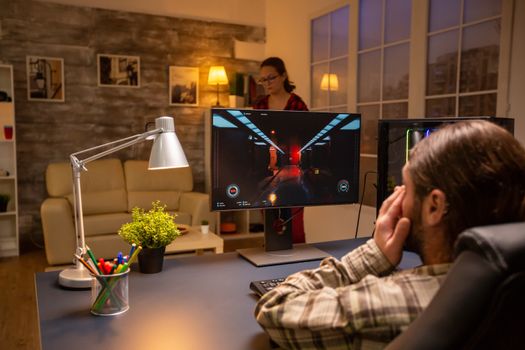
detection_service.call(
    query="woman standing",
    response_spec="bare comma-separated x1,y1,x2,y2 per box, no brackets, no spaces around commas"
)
253,57,308,111
253,57,308,244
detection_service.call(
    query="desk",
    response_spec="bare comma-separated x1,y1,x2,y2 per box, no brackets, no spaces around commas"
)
35,238,420,350
165,227,223,255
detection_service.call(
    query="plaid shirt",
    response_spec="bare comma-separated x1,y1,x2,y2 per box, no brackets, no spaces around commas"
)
253,93,309,111
254,239,450,349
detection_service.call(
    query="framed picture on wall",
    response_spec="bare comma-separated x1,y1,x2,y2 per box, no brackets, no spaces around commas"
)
97,54,140,88
169,66,199,106
26,56,65,102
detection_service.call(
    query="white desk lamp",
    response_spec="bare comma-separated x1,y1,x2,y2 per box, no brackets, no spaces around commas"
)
58,116,188,288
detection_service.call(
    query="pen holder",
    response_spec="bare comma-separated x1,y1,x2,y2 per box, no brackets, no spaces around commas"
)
90,269,130,316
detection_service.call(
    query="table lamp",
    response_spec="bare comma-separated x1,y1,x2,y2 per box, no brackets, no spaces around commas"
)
320,73,339,91
58,116,188,288
208,66,229,106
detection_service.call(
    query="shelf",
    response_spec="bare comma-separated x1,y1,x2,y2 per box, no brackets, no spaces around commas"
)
219,231,264,240
0,237,18,257
0,64,18,256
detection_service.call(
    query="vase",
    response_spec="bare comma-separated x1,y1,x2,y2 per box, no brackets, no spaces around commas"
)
138,246,166,274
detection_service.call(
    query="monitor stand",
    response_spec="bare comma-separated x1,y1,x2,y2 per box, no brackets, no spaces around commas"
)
237,208,330,267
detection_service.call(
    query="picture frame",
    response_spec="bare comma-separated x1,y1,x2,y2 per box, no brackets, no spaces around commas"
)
26,56,65,102
97,54,140,88
169,66,199,107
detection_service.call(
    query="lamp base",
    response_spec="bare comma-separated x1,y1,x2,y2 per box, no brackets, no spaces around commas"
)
58,267,92,289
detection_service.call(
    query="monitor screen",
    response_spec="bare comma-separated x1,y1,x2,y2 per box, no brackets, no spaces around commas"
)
211,108,361,211
377,117,515,210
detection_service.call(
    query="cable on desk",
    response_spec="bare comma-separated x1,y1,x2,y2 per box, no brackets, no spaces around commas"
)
355,171,377,239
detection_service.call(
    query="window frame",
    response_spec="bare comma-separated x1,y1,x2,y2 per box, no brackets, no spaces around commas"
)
309,4,351,112
307,0,514,207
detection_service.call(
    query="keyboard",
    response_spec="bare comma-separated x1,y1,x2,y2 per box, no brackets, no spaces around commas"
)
250,277,286,297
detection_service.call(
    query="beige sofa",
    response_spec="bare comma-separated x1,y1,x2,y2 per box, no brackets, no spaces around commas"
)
41,158,211,265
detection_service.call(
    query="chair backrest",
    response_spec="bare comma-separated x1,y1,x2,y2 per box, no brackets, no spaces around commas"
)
386,222,525,350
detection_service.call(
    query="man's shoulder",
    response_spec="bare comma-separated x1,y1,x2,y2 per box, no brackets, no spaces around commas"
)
392,263,451,278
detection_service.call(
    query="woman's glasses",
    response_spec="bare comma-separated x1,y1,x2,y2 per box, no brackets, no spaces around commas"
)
257,74,280,85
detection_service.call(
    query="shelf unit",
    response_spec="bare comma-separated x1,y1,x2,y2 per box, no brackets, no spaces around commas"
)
0,64,19,257
214,209,265,241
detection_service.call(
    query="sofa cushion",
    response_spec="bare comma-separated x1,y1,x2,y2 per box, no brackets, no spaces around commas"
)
46,162,73,197
124,160,193,212
83,211,191,237
84,212,132,237
46,159,128,215
128,191,182,211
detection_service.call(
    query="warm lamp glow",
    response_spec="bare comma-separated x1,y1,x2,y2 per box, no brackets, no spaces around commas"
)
208,66,229,85
320,73,339,91
208,66,229,106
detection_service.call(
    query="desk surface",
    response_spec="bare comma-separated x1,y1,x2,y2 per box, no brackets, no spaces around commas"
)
35,238,420,350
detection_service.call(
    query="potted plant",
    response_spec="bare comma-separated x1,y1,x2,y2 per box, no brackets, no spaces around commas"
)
118,201,180,273
0,194,10,212
201,219,210,234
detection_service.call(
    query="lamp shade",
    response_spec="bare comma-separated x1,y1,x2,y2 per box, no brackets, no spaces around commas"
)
148,116,189,169
320,73,339,91
208,66,229,85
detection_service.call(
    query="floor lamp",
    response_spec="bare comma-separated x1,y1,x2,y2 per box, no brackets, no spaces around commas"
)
58,116,189,288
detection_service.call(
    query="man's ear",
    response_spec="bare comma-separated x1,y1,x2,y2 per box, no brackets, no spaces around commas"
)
422,189,447,226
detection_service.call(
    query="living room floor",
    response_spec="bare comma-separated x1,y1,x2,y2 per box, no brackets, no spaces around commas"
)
0,237,264,350
0,241,47,350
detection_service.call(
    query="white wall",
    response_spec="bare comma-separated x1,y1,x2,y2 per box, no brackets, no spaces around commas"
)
38,0,265,26
265,0,348,105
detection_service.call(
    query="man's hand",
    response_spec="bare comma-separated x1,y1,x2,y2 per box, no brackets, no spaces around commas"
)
374,186,411,266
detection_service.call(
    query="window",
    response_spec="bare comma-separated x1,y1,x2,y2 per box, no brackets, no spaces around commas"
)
307,0,512,208
426,0,502,117
357,0,412,206
310,5,349,112
357,0,411,154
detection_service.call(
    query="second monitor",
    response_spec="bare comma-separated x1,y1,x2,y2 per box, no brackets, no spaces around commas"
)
211,108,361,266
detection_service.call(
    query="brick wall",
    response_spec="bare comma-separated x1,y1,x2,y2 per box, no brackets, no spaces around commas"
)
0,0,264,244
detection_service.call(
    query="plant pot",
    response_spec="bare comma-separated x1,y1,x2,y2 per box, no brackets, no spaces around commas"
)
201,225,209,234
0,200,8,212
138,246,166,274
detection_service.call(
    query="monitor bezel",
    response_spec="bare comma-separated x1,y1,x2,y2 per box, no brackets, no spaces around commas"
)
210,108,362,212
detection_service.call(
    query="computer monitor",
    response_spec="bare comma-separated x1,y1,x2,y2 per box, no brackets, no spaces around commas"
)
377,117,515,211
211,108,361,266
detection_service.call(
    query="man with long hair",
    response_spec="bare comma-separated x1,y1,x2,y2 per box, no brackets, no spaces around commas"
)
255,120,525,349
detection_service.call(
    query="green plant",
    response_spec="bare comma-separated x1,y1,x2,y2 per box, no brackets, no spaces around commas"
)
118,201,180,248
201,219,209,226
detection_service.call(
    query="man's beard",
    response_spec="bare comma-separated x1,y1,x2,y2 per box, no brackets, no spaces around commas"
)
403,202,425,257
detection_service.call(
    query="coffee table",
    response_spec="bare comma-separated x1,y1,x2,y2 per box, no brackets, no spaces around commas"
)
165,226,223,254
